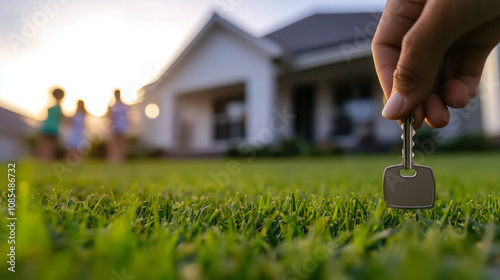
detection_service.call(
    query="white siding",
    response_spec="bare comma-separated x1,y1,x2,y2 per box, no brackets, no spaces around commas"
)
314,81,333,144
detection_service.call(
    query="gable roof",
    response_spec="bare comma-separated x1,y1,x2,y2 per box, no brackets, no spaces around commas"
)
265,12,382,54
143,13,284,91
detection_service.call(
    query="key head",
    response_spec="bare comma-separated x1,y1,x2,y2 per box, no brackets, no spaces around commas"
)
383,164,435,209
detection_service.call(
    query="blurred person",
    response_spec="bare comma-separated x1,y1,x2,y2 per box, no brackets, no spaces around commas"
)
37,88,65,161
67,100,87,156
107,89,129,163
372,0,500,128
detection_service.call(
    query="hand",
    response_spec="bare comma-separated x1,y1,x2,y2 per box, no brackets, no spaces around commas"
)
372,0,500,128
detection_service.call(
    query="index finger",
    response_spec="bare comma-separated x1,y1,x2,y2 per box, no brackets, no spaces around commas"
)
372,0,425,99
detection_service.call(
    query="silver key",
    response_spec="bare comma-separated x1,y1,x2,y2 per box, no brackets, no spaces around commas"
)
382,115,435,209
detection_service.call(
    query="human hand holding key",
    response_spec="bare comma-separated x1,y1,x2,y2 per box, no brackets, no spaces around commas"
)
372,0,500,129
383,115,435,209
374,0,500,209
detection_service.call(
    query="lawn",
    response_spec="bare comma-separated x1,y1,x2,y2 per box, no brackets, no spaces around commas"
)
1,153,500,280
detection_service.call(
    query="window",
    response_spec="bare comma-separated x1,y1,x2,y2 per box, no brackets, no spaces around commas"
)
214,95,245,141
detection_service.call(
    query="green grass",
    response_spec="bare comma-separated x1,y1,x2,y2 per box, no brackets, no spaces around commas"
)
1,153,500,280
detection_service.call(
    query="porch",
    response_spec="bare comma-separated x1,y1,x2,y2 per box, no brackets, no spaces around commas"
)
276,56,401,150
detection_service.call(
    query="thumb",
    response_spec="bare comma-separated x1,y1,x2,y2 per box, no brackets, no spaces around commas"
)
382,17,449,120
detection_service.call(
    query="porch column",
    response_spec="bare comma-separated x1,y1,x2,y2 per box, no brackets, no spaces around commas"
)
246,64,278,146
480,46,500,138
314,81,333,145
161,90,176,149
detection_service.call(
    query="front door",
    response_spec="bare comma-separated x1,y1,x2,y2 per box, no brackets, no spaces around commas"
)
293,85,315,143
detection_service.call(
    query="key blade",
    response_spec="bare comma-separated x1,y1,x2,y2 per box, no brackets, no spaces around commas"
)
402,115,414,169
383,164,435,209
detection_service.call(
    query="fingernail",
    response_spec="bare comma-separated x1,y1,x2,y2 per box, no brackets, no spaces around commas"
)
382,92,404,118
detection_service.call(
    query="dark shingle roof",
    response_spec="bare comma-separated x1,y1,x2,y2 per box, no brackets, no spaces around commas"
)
264,12,382,53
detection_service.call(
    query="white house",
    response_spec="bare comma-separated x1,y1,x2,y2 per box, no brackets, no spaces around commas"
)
0,106,38,160
138,12,500,155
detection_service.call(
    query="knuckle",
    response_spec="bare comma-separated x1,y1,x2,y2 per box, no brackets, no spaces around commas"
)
401,32,426,58
393,64,423,89
393,33,428,90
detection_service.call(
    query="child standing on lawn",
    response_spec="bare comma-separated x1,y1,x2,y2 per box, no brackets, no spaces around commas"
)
37,88,65,161
107,89,129,163
67,100,87,156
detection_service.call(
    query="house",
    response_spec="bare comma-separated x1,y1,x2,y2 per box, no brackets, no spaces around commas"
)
138,12,500,155
0,106,39,160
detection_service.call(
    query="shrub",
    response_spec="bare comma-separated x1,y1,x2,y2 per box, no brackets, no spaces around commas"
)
439,134,496,152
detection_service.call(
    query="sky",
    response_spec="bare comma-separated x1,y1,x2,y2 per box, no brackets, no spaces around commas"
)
0,0,386,120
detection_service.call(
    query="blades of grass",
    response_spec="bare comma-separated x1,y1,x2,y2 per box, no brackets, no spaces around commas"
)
52,187,69,208
92,194,106,211
439,200,454,226
351,192,367,217
416,210,434,228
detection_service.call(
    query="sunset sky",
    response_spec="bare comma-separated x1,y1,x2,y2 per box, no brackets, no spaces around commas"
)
0,0,385,120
